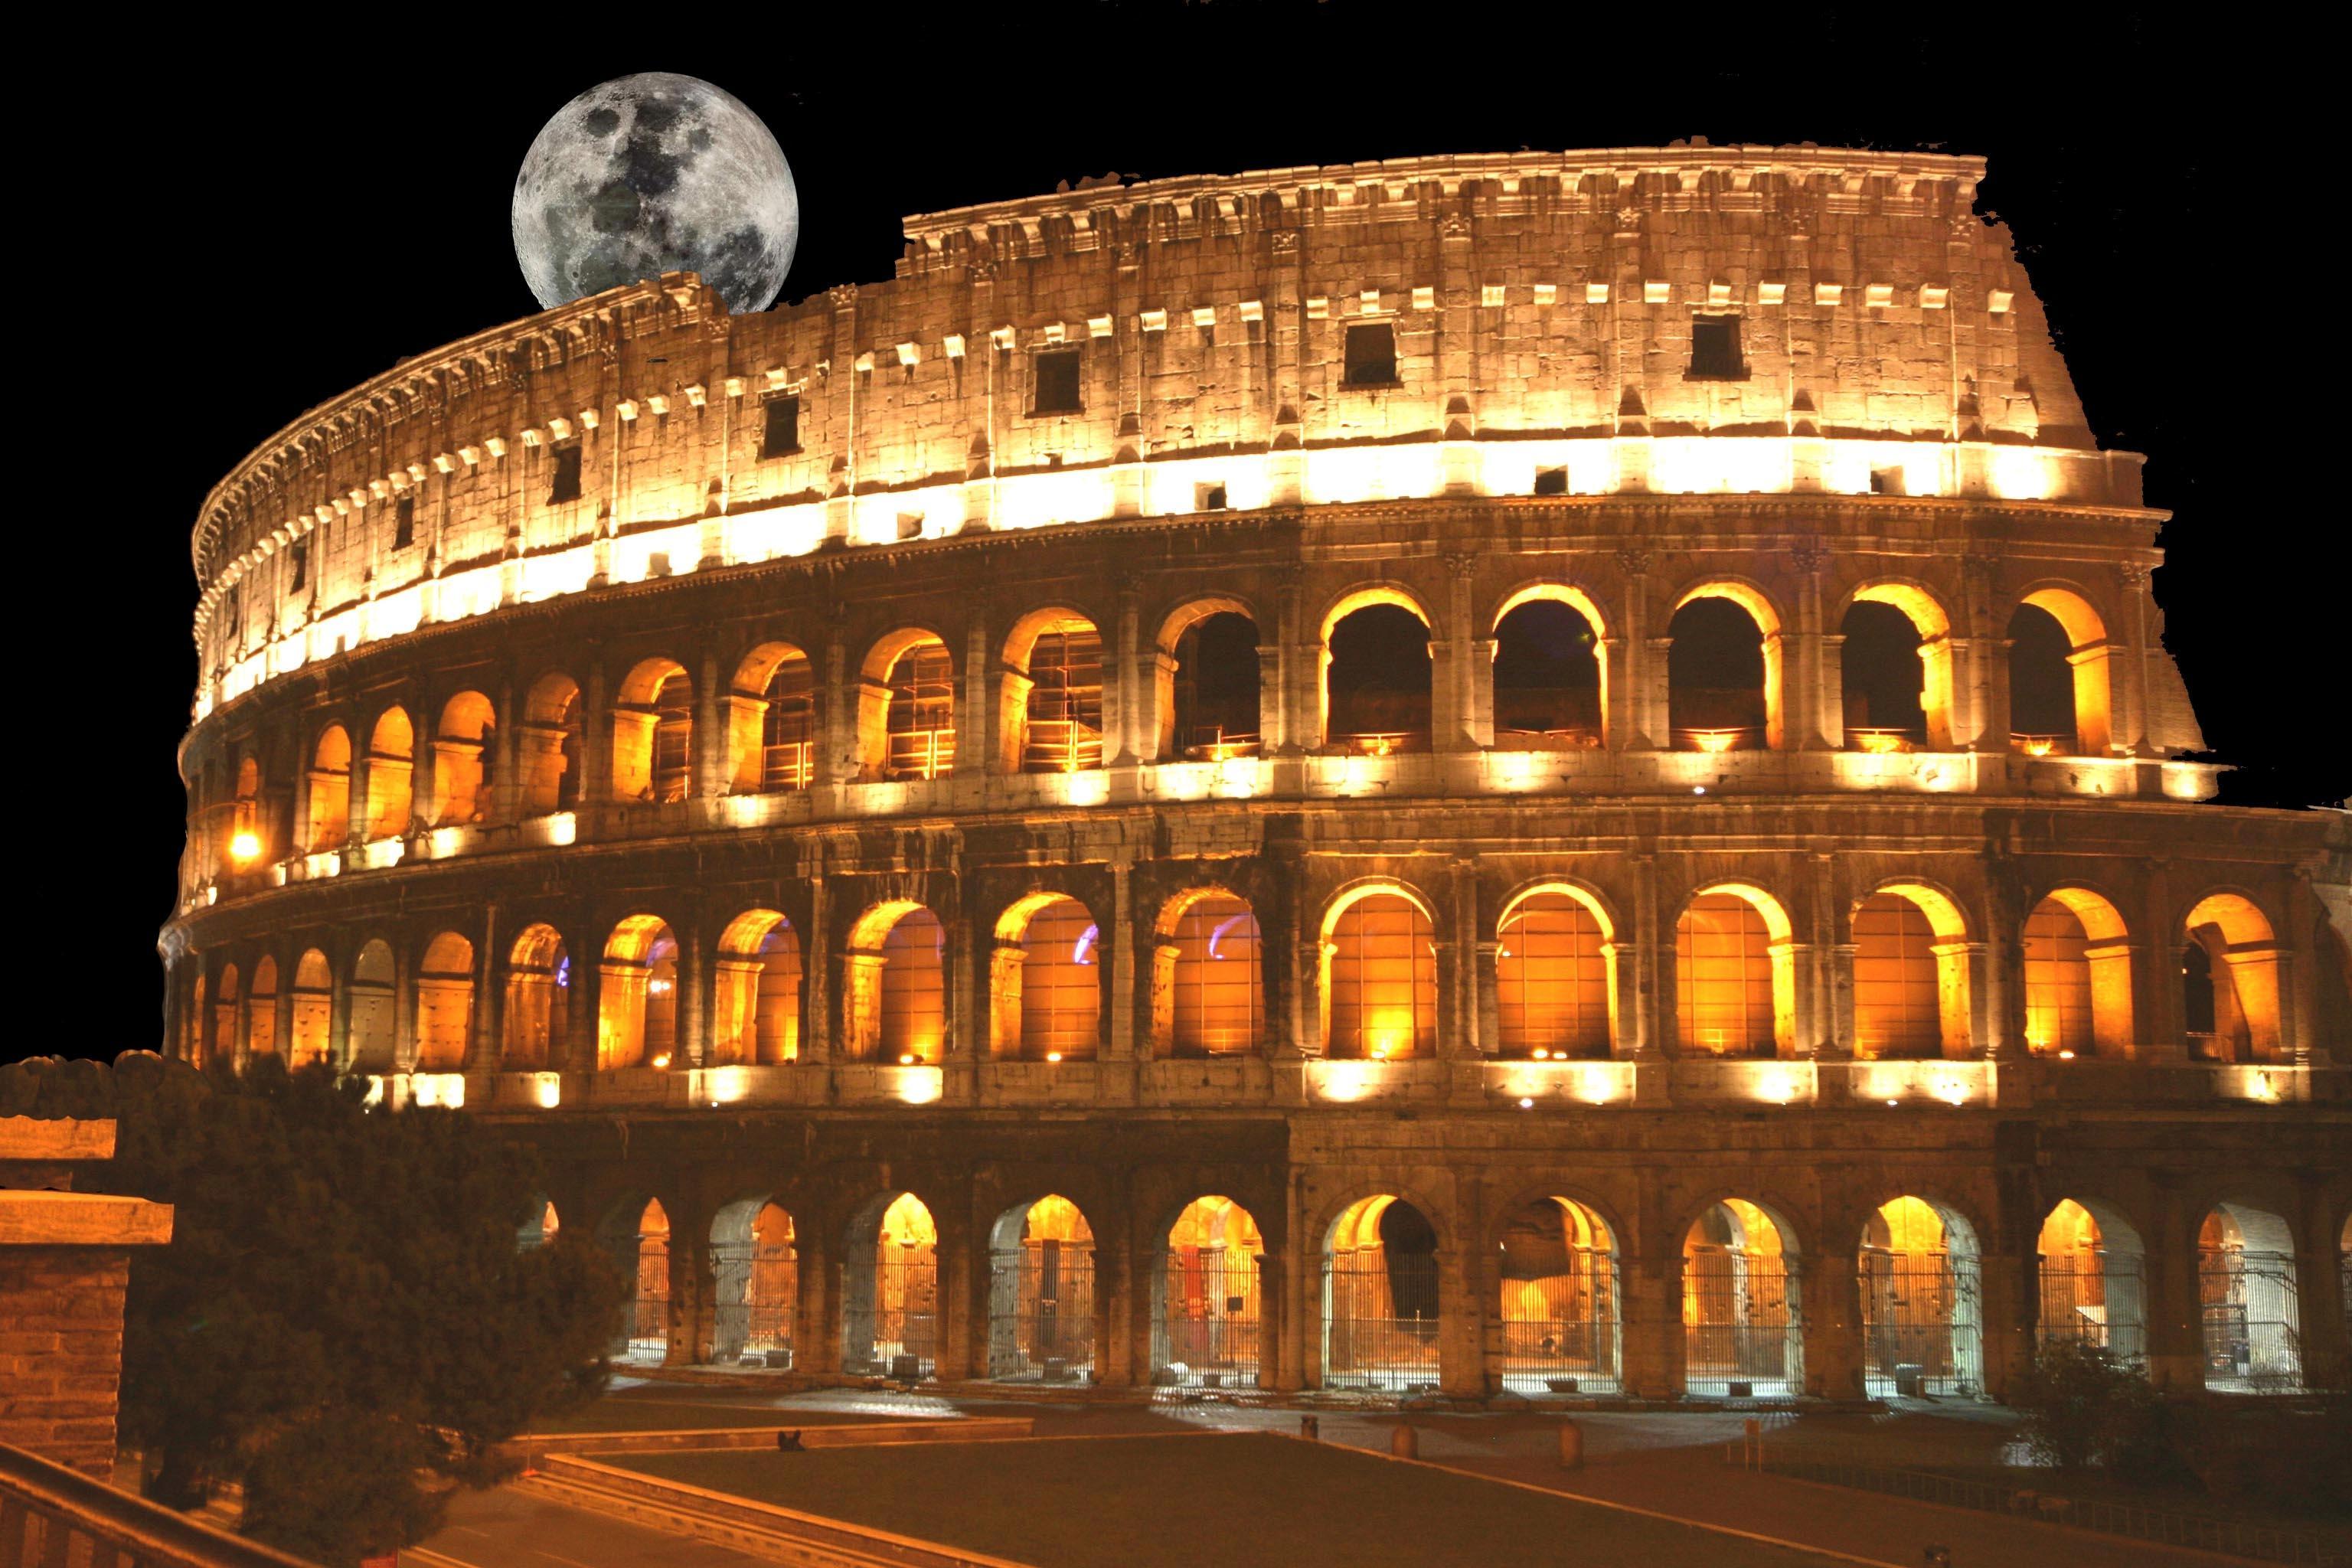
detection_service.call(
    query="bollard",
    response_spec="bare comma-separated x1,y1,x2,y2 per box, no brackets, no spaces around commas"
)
1744,1416,1762,1469
1558,1419,1583,1470
1390,1426,1419,1459
1300,1414,1320,1441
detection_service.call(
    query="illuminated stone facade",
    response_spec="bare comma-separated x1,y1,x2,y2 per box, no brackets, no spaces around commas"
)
166,147,2351,1403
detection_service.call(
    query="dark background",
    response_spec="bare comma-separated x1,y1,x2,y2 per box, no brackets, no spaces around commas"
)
51,7,2340,1064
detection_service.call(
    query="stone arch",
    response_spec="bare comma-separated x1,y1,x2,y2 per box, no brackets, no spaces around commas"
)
1840,580,1957,751
841,1190,939,1378
1858,1194,1984,1397
247,954,279,1058
597,1194,672,1364
349,937,396,1072
1668,580,1785,750
1491,584,1609,747
597,914,678,1070
289,948,332,1066
362,707,413,840
1497,881,1618,1059
2037,1197,2148,1364
844,900,945,1063
518,671,583,816
1001,609,1106,773
860,627,956,781
709,1197,799,1365
985,1194,1099,1380
503,922,570,1070
611,656,692,804
2024,887,2134,1057
1677,882,1796,1057
1157,598,1262,760
989,893,1101,1060
430,690,496,825
1321,586,1434,754
2198,1200,2304,1391
2181,891,2283,1062
728,641,817,793
1683,1197,1806,1397
1321,1193,1443,1390
2013,585,2114,755
713,909,802,1066
518,1196,560,1251
1151,1194,1265,1388
413,931,474,1072
1494,1194,1623,1396
212,962,242,1061
1320,881,1439,1060
1152,887,1266,1057
305,724,351,850
1851,882,1974,1060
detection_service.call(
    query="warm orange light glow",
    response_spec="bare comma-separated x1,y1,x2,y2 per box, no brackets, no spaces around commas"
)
650,1052,671,1070
1850,729,1912,756
230,830,263,861
1688,728,1741,754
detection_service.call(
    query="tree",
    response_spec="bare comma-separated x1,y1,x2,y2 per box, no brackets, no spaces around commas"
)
2,1053,627,1566
2011,1340,2164,1472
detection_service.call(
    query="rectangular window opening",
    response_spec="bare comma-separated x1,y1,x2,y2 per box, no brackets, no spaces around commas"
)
760,396,801,459
1687,316,1746,381
547,445,583,505
1195,482,1228,511
393,495,416,549
1032,348,1083,415
1533,467,1569,497
1343,322,1398,387
288,543,308,592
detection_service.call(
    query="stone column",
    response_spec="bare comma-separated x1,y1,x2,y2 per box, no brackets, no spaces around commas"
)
677,911,710,1070
1093,1233,1133,1391
1802,1217,1867,1400
465,902,501,1071
1617,549,1660,749
390,936,417,1073
693,647,727,802
1629,854,1662,1061
578,655,611,810
2116,562,2156,756
489,677,520,825
2139,1180,2204,1393
801,873,832,1064
1625,1204,1682,1399
1110,578,1143,766
1439,1181,1485,1398
1439,553,1481,751
1788,539,1833,749
564,921,601,1074
2138,859,2185,1064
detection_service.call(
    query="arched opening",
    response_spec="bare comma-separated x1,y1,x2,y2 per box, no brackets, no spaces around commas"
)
1852,887,1971,1060
2200,1203,2304,1392
503,923,570,1069
1158,890,1265,1057
1684,1200,1803,1397
1154,1196,1263,1389
2340,1214,2350,1348
289,949,332,1066
987,1194,1096,1380
1841,586,1953,752
212,963,241,1061
1498,889,1613,1059
1492,596,1602,747
991,895,1100,1060
710,1199,798,1367
2024,890,2134,1057
413,932,474,1072
841,1192,936,1378
518,1197,559,1251
430,691,496,825
1668,590,1775,751
2037,1199,2147,1363
1859,1196,1984,1398
1007,613,1105,773
729,643,816,793
1498,1197,1622,1396
2013,590,2113,756
1168,609,1261,759
348,939,396,1072
1324,599,1431,755
1324,1196,1440,1390
713,910,802,1066
1677,886,1795,1057
363,708,413,840
518,673,583,816
862,632,955,782
306,725,351,850
609,1197,670,1364
612,658,692,804
247,956,279,1058
1322,890,1436,1060
226,757,261,873
598,916,678,1070
2181,893,2282,1063
187,973,206,1067
834,903,943,1064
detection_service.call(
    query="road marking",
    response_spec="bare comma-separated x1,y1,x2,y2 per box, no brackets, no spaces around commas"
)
403,1550,487,1568
533,1552,599,1567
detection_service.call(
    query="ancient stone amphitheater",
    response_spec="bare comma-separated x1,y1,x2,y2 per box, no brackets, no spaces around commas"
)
166,145,2350,1403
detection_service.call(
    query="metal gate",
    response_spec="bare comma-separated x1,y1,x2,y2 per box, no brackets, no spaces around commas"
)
1684,1246,1799,1396
629,1234,669,1361
990,1238,1096,1381
2038,1250,2141,1355
714,1240,797,1364
1499,1253,1619,1394
1859,1249,1981,1396
2200,1248,2301,1392
871,1253,937,1377
1325,1252,1440,1390
1161,1246,1260,1388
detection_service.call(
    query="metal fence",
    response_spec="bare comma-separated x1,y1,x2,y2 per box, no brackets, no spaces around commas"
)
2200,1248,2304,1393
1858,1249,1981,1396
1759,1458,2343,1566
1498,1254,1619,1394
713,1240,796,1365
1161,1248,1260,1388
627,1235,669,1361
2037,1251,2144,1355
1684,1246,1801,1396
2,1444,319,1568
870,1253,937,1378
988,1239,1095,1382
1325,1253,1441,1390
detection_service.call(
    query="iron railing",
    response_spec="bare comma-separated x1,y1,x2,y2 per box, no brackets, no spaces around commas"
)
0,1444,318,1567
988,1241,1095,1381
1325,1254,1441,1390
1858,1250,1981,1396
1159,1249,1260,1387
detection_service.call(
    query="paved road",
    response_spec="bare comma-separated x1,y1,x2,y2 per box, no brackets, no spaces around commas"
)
403,1484,766,1568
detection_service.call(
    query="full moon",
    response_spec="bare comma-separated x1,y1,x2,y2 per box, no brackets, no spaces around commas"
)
511,72,799,315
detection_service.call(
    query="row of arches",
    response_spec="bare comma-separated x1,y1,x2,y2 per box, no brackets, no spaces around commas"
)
185,880,2295,1073
197,577,2129,876
551,1187,2334,1396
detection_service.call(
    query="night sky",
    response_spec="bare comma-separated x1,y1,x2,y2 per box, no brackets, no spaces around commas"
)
54,8,2336,1065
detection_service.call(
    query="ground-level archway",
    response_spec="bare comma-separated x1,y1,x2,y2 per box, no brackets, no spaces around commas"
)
1323,1195,1439,1390
598,1197,671,1365
710,1199,797,1367
1858,1196,1983,1398
2200,1202,2302,1392
987,1195,1096,1382
1684,1200,1803,1397
1497,1197,1620,1395
2037,1199,2147,1362
1153,1196,1263,1390
841,1193,937,1379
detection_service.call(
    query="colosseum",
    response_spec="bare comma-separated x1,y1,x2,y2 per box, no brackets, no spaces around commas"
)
165,145,2351,1406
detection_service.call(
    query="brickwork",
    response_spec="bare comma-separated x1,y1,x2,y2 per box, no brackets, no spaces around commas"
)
0,1248,132,1475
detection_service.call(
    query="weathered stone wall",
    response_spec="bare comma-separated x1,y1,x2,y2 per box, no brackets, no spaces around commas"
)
0,1249,134,1475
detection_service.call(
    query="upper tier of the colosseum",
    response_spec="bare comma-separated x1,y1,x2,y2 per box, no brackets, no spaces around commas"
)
189,145,2121,717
